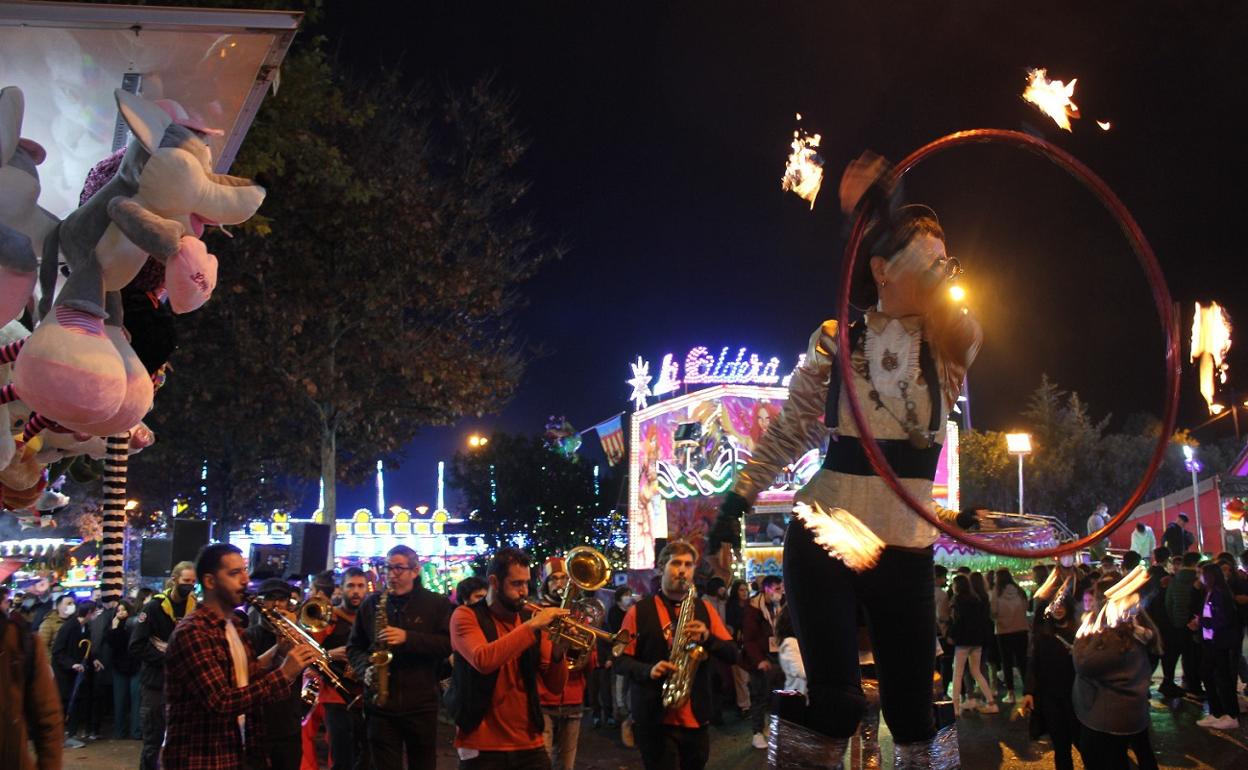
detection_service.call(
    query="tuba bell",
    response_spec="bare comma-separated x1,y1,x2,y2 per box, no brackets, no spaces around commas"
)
298,595,332,632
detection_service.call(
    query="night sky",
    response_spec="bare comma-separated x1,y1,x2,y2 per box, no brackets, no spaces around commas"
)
311,1,1246,513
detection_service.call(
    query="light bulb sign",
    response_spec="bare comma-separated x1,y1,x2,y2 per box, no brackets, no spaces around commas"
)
629,346,802,407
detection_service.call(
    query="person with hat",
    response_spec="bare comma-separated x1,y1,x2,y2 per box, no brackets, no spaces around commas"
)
244,577,307,770
540,556,569,605
535,555,597,770
707,153,982,766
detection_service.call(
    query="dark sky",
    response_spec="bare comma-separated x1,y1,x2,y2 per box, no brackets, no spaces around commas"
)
312,0,1247,513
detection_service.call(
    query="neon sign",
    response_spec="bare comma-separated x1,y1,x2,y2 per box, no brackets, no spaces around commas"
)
628,346,802,404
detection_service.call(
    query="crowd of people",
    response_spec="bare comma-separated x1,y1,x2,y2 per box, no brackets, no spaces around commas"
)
3,526,1247,770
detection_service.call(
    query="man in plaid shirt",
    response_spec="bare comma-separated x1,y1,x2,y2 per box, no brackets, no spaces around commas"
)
162,544,318,770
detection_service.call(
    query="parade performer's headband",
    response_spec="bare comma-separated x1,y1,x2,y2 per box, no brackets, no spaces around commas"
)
836,130,1181,560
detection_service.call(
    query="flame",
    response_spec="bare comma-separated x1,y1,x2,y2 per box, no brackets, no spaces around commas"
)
781,114,824,209
1022,68,1080,131
1076,566,1150,638
793,502,883,572
1096,120,1112,131
1191,302,1233,415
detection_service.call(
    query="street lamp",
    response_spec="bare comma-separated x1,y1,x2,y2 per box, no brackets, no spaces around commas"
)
948,284,966,303
1005,433,1032,514
468,434,489,449
1183,444,1204,553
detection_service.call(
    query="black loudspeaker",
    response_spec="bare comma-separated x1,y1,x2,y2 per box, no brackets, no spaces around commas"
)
287,522,332,577
170,519,211,569
140,538,172,577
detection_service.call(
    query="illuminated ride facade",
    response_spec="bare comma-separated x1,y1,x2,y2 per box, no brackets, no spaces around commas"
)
624,343,965,580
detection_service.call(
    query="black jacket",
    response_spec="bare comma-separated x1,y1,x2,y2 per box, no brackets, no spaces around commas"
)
347,588,453,715
948,595,991,647
1024,617,1076,700
106,623,140,676
243,624,304,739
128,593,194,691
615,593,738,728
51,619,95,675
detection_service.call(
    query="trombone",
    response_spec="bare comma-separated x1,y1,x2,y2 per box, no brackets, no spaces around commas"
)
245,593,360,709
526,546,632,670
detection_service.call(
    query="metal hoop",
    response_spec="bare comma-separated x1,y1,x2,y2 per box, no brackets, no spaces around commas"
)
837,129,1181,558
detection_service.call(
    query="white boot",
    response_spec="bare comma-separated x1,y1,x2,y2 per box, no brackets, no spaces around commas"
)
767,716,848,768
893,724,960,770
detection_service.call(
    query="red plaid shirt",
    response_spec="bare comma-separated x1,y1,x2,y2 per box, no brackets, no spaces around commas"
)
162,606,295,770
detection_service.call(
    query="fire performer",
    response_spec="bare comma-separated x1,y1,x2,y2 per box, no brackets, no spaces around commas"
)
710,153,982,767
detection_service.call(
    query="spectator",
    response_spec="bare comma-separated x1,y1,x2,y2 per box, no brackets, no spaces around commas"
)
1087,504,1110,558
741,575,784,749
934,565,953,698
454,576,487,606
1163,552,1205,697
1023,582,1082,770
0,585,64,770
51,600,102,748
723,579,752,718
970,571,1001,694
38,594,76,654
130,560,197,770
948,575,999,715
990,569,1029,704
606,587,636,744
20,576,54,631
105,600,142,740
243,579,305,770
1196,562,1241,730
1163,514,1195,556
1130,523,1157,561
775,607,805,695
1072,578,1161,770
1122,551,1142,573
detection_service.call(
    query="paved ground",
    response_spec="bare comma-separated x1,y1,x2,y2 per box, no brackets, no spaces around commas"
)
66,689,1248,770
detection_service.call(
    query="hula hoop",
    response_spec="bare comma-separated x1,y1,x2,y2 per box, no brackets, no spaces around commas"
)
837,129,1181,559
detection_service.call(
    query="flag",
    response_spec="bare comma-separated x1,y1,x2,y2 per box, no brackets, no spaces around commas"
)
592,415,626,466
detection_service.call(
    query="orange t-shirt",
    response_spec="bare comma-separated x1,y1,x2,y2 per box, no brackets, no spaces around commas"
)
450,604,567,750
620,595,732,728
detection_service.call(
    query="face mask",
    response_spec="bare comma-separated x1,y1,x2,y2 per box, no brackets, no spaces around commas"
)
62,603,76,617
620,596,635,608
175,583,194,600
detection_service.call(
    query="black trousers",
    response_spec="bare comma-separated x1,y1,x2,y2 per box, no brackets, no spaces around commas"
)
1037,695,1081,770
996,631,1028,692
634,723,710,770
57,668,93,736
1162,628,1203,692
139,687,165,770
458,747,547,770
783,519,936,744
367,709,438,770
324,702,367,770
749,658,784,733
264,734,302,770
1201,643,1241,719
1079,726,1155,770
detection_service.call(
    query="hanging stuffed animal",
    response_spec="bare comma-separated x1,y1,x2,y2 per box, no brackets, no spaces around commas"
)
0,86,51,325
11,89,264,435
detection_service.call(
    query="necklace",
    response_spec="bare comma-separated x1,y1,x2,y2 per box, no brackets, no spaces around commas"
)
854,328,933,449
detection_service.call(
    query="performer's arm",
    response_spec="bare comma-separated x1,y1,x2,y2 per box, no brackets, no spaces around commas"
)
450,605,540,675
702,600,739,666
732,322,835,502
169,623,294,715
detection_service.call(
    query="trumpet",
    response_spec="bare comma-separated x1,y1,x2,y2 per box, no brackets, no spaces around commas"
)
527,546,632,670
244,593,360,709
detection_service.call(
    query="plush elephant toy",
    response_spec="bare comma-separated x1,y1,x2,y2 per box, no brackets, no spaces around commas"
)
11,89,264,435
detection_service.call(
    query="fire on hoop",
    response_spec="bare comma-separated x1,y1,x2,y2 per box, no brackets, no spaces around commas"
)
781,113,824,208
1191,301,1232,414
1022,68,1080,131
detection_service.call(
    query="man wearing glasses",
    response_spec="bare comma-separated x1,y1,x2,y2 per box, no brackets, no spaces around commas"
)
348,545,453,770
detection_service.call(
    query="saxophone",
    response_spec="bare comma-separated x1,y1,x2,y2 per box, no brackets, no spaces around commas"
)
368,591,393,708
660,580,708,709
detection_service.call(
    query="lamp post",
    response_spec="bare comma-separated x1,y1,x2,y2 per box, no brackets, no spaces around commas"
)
1005,433,1032,514
1183,445,1204,553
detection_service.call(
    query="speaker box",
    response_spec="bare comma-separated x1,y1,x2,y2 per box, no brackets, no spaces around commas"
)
170,519,211,569
140,538,172,577
287,522,332,577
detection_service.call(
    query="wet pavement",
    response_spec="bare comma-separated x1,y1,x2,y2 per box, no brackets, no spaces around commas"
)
66,689,1248,769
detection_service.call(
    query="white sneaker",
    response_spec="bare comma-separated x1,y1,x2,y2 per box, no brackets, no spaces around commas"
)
977,701,1000,714
1211,716,1240,730
1196,714,1220,727
751,732,768,749
1002,692,1015,704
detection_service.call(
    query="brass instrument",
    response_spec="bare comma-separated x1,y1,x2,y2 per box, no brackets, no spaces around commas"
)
298,595,332,632
660,580,707,709
526,546,632,670
367,591,393,708
244,594,360,709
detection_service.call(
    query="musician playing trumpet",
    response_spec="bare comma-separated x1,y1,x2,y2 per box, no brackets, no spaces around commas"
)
615,542,737,770
348,545,454,770
243,578,310,770
447,547,569,770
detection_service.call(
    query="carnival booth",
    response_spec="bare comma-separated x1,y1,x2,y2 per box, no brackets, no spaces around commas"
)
625,343,967,580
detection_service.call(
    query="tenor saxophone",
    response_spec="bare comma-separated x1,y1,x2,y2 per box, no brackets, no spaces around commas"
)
660,580,708,709
368,591,393,708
